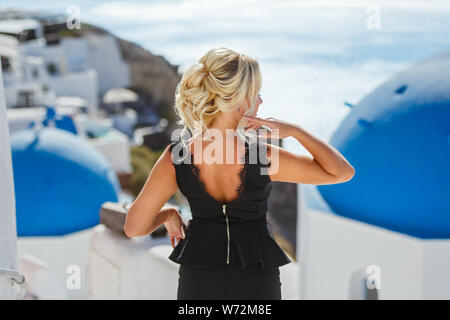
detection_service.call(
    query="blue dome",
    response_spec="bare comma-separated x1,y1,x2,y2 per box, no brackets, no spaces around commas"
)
11,127,120,236
317,51,450,239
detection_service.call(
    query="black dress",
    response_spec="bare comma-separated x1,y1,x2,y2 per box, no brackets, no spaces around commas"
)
167,138,292,300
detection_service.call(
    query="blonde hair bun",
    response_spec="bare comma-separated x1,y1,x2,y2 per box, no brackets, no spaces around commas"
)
174,47,261,139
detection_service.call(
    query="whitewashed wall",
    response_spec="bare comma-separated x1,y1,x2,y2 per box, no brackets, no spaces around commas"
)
0,69,20,299
56,35,130,97
21,38,68,75
84,34,130,95
48,69,98,116
299,203,450,299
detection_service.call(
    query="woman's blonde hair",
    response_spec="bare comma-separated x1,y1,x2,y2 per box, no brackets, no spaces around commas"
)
173,47,262,145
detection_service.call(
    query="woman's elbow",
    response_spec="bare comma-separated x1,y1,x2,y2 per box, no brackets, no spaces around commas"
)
124,222,138,238
123,212,143,238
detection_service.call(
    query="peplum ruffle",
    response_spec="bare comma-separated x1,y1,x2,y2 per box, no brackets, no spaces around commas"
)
168,218,292,269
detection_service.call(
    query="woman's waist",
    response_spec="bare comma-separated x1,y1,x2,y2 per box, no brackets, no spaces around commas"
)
185,216,269,238
189,215,267,225
187,199,268,218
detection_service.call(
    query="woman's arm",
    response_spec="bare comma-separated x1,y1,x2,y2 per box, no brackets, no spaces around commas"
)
244,116,355,185
124,144,180,237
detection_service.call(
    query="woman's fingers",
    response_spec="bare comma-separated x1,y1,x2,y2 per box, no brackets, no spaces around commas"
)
244,115,264,121
244,115,271,125
170,235,180,248
169,228,185,248
246,124,273,134
245,125,259,131
244,116,275,129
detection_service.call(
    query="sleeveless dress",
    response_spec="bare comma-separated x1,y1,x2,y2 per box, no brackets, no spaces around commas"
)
167,138,292,300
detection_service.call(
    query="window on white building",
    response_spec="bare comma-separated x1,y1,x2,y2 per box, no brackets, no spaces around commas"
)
17,91,35,107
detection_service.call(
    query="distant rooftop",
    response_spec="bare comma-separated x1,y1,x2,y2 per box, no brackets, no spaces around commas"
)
0,33,19,57
0,18,40,34
0,10,66,23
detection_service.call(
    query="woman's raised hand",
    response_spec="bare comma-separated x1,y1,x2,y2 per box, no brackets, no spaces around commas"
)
243,115,299,139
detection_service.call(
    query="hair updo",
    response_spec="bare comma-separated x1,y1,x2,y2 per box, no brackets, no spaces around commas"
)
173,47,262,144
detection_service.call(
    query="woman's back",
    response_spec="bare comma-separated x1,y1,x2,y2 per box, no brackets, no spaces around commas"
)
169,135,272,213
168,135,292,269
186,135,248,204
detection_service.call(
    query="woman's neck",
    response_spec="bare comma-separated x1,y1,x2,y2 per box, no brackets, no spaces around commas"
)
207,114,241,139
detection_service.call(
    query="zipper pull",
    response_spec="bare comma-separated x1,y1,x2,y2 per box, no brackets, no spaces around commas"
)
222,203,230,264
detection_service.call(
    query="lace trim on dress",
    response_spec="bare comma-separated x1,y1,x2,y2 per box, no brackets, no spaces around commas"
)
236,144,249,196
189,141,249,204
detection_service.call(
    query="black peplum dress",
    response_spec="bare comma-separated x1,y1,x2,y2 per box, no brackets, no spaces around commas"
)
167,138,292,300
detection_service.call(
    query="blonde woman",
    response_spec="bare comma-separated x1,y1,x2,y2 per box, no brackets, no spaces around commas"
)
124,47,355,300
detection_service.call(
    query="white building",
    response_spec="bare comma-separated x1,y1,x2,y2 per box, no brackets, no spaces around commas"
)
0,34,56,109
20,31,131,105
62,33,130,96
0,18,43,41
20,37,99,116
0,18,131,116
